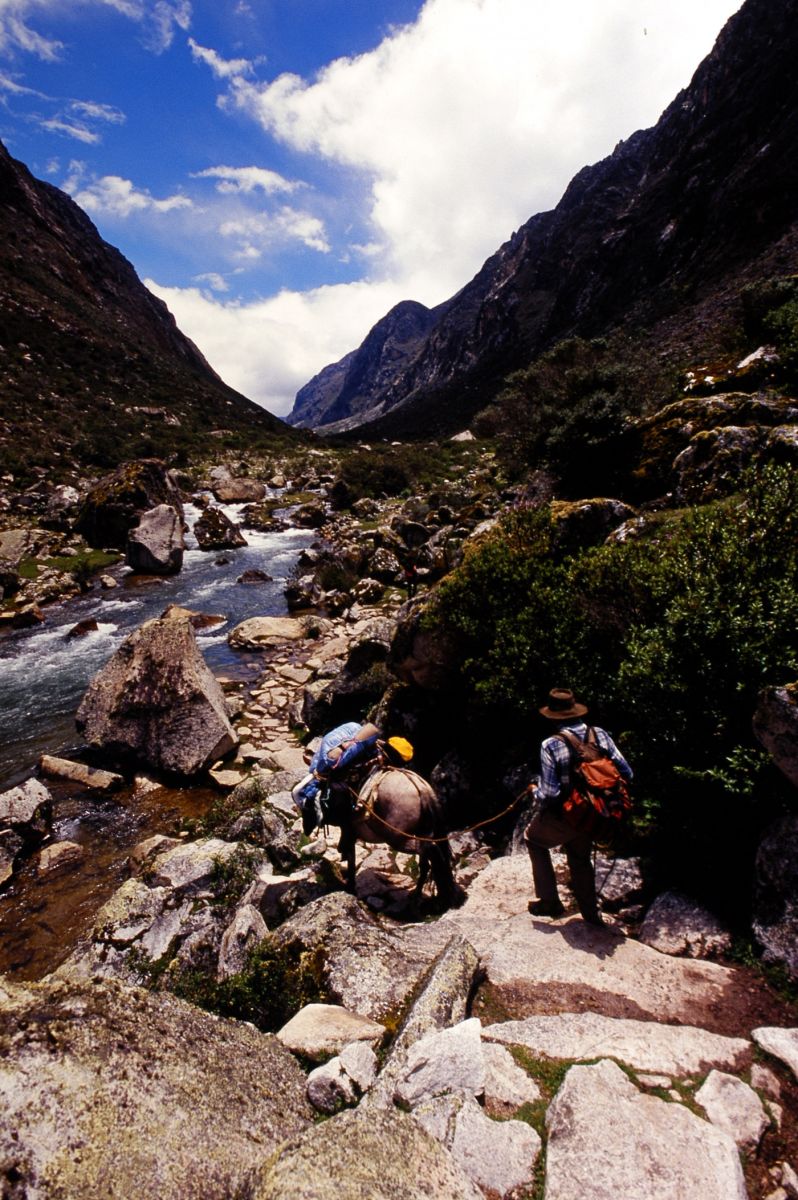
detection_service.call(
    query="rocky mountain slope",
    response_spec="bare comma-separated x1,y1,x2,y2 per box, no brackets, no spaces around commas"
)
0,141,295,483
290,0,798,437
290,299,444,429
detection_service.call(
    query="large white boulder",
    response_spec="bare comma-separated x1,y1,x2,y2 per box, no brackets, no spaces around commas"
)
0,975,313,1200
126,503,184,574
545,1059,747,1200
76,613,237,775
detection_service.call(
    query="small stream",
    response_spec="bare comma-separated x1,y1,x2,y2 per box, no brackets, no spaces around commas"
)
0,496,316,978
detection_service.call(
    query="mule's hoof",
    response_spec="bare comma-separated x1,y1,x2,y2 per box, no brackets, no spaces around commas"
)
448,886,467,909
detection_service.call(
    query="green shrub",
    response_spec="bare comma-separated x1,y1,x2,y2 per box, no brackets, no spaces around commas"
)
488,337,674,495
425,464,798,919
741,275,798,386
169,940,325,1033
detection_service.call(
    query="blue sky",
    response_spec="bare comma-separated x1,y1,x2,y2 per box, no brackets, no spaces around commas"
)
1,0,742,417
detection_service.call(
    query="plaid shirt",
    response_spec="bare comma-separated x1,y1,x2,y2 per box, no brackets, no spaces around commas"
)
537,720,633,805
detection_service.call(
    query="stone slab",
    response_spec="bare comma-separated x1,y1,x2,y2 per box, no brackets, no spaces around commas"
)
482,1011,751,1077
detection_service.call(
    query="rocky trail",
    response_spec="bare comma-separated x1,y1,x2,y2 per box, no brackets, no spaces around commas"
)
2,602,797,1200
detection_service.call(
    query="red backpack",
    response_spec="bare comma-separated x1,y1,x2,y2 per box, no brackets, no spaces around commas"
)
556,727,632,827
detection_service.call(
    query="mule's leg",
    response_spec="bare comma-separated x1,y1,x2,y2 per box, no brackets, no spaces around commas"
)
415,849,432,899
337,824,357,894
429,840,466,909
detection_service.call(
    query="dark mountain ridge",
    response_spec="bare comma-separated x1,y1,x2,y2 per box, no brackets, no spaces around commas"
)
290,299,444,428
0,141,293,481
291,0,798,437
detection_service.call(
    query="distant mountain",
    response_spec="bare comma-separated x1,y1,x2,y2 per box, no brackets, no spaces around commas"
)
0,141,295,482
289,299,443,429
291,0,798,438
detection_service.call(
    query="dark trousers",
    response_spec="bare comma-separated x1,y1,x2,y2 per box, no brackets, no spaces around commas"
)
523,804,599,921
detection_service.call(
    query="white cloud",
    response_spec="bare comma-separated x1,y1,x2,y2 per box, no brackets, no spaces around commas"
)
193,271,229,293
0,1,191,61
0,5,63,60
70,99,125,124
144,0,191,53
188,36,254,80
193,164,300,196
63,167,192,215
146,276,409,415
41,116,100,143
0,67,46,94
226,0,743,305
5,0,744,424
219,207,330,256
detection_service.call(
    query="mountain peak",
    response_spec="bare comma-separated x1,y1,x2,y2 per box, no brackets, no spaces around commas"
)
292,0,798,439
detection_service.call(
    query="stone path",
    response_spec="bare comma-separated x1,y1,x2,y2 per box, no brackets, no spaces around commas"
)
210,602,400,788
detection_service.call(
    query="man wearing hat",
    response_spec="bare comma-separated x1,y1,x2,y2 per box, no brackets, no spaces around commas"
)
524,688,633,926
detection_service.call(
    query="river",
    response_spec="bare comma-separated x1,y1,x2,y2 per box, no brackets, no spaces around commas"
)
0,498,315,790
0,496,315,977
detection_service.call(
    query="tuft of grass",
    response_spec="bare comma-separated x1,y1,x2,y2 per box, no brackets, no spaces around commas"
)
168,939,326,1033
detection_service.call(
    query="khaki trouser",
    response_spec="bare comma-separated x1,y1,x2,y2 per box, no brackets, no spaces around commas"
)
523,803,599,921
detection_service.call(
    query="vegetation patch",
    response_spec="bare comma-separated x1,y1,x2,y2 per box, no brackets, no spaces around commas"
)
425,462,798,923
168,939,326,1033
210,845,264,909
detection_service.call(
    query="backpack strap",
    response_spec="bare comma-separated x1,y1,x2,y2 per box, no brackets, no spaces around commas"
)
557,726,604,763
556,728,587,759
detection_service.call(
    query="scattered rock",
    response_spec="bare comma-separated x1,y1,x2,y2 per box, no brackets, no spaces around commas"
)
482,1011,750,1077
216,903,268,980
754,684,798,788
364,933,479,1110
160,604,226,630
752,814,798,979
208,766,247,789
276,1003,385,1062
695,1069,769,1152
0,777,53,841
414,1093,541,1200
551,497,637,551
36,840,84,875
193,505,247,550
39,755,123,793
212,477,266,503
56,839,260,984
237,568,273,584
74,459,184,550
443,856,746,1029
752,1027,798,1083
305,1042,379,1113
126,503,184,575
0,829,24,886
394,1017,485,1108
65,617,99,639
750,1062,782,1101
638,890,732,959
482,1041,542,1110
228,616,307,649
272,892,450,1023
545,1059,747,1200
254,1107,483,1200
306,1055,359,1113
11,603,44,628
